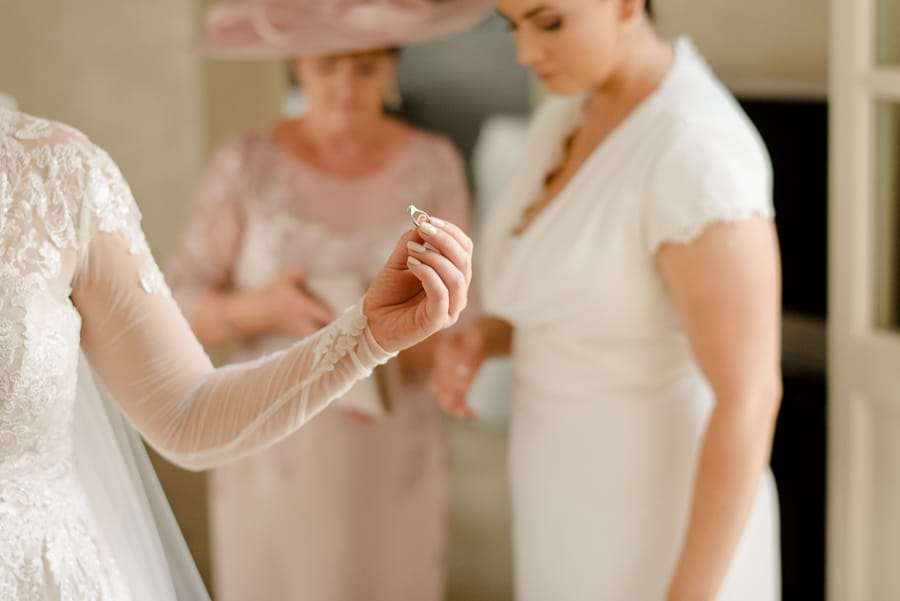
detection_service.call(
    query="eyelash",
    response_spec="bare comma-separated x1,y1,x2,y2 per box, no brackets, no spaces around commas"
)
505,18,563,33
539,19,563,31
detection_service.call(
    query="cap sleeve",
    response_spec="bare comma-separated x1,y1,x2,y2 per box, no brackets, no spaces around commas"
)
643,125,774,254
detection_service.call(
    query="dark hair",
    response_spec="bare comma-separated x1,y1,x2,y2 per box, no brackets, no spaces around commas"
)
645,0,653,18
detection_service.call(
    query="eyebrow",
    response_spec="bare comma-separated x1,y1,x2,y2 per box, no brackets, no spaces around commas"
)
522,4,552,19
496,3,553,22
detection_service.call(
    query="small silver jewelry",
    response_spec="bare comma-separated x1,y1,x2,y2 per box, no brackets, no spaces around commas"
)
408,204,431,227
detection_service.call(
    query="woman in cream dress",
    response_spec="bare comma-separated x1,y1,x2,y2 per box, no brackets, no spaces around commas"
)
432,1,782,599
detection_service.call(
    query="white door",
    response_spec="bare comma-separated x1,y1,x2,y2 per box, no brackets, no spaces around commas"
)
829,0,900,598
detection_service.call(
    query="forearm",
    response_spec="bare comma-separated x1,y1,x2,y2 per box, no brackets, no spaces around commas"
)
150,304,395,471
667,389,780,601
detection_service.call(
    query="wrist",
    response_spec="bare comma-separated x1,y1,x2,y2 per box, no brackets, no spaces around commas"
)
361,295,396,353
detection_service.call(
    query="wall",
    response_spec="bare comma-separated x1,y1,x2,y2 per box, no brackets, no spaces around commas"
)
655,0,829,96
0,0,205,256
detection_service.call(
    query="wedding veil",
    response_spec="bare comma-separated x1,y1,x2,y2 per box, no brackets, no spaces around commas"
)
72,352,211,601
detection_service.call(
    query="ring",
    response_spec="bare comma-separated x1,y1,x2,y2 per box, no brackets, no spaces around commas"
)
408,204,431,227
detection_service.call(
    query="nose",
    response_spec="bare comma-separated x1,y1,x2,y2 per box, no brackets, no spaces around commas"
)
332,67,359,102
514,32,543,68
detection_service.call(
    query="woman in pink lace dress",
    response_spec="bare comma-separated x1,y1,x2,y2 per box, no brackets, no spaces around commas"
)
166,2,488,600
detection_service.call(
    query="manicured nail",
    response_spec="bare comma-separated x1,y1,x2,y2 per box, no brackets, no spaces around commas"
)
423,242,438,252
430,217,446,227
418,222,438,236
407,241,427,253
407,256,422,267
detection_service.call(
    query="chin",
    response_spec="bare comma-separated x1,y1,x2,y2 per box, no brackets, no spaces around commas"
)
540,78,590,97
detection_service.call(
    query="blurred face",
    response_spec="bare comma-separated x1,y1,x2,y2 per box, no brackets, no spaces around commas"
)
293,49,398,127
497,0,637,95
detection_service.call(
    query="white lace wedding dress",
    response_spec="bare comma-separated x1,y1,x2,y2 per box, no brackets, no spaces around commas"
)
0,107,394,600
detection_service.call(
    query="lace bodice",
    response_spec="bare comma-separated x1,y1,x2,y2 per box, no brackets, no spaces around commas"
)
0,108,394,600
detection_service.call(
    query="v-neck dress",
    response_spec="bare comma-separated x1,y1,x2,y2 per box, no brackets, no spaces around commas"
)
480,38,780,601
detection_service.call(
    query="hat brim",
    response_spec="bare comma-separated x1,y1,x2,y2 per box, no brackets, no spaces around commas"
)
195,0,494,60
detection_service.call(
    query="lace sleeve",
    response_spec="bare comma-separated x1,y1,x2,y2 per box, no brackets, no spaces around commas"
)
643,125,774,254
165,136,249,319
71,139,396,471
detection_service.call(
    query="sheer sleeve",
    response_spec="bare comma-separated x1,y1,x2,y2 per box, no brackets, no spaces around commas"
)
71,141,395,472
643,124,774,254
164,135,249,320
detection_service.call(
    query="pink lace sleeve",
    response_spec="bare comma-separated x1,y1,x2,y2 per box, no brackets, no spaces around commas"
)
165,136,249,320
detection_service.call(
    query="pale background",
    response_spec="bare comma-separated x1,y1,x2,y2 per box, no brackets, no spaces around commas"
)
0,0,829,596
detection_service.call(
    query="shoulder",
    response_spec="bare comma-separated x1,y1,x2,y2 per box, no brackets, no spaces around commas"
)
208,128,273,168
1,109,131,211
647,39,770,180
0,109,120,178
0,110,143,252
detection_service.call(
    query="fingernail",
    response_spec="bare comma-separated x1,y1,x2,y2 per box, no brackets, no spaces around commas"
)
407,256,422,267
407,241,427,253
423,242,438,252
418,222,438,236
430,217,446,227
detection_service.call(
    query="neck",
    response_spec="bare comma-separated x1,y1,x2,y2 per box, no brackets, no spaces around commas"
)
302,112,385,159
587,24,673,111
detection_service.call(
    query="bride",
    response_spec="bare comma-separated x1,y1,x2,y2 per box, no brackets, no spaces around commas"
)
0,105,472,600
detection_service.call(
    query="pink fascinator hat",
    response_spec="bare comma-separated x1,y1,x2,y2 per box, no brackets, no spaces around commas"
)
196,0,494,59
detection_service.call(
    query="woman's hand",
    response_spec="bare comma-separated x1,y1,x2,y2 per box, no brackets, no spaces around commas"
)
363,216,473,353
252,271,335,339
430,326,486,420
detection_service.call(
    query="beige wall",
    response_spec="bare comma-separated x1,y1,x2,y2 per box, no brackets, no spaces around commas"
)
655,0,829,95
0,1,205,257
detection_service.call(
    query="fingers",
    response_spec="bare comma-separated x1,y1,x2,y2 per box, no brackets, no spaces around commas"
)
430,331,482,420
425,216,474,260
433,379,479,420
407,248,466,321
413,219,473,288
406,257,450,328
385,228,426,271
